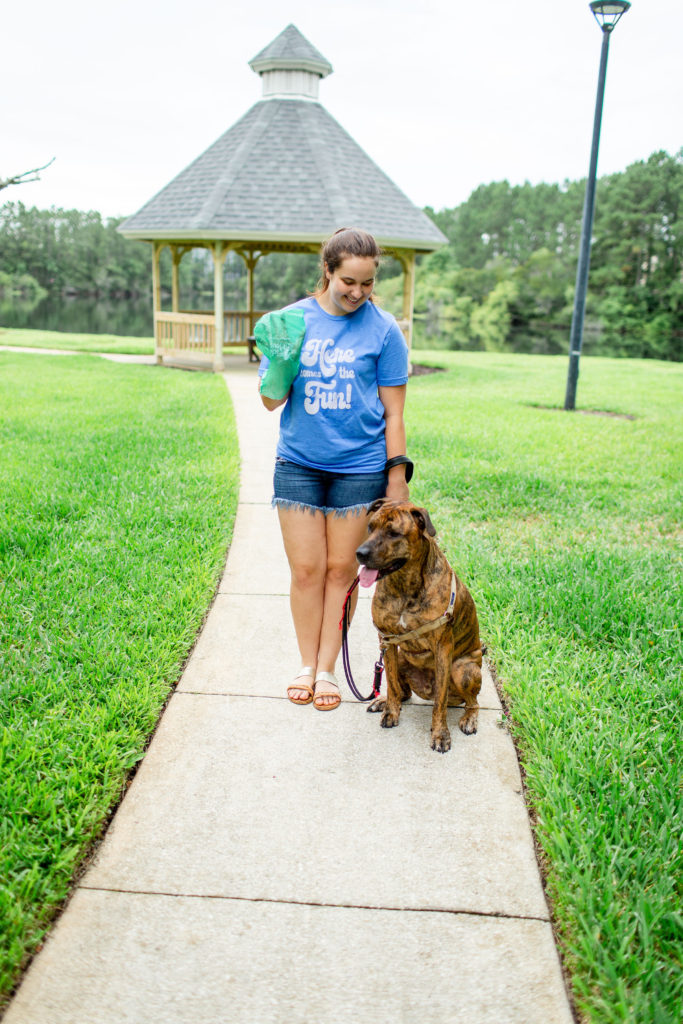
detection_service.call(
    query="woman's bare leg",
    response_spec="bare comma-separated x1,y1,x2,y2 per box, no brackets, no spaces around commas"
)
314,511,370,705
277,506,327,700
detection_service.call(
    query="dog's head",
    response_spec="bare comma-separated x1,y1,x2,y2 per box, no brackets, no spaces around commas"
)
356,500,436,582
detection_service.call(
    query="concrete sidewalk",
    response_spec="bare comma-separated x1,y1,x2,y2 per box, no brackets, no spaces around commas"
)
4,358,574,1024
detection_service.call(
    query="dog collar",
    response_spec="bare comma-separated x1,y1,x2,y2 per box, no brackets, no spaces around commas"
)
379,572,457,649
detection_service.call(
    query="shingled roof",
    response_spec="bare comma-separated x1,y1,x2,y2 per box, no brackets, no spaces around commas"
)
248,22,332,77
119,25,446,252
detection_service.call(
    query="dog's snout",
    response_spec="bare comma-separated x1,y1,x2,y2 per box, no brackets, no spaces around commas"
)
356,542,371,563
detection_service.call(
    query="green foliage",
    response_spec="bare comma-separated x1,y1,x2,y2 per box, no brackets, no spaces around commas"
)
407,351,682,1022
0,203,151,298
0,204,323,312
422,149,683,361
252,251,319,309
0,271,46,302
0,354,239,1002
471,278,518,351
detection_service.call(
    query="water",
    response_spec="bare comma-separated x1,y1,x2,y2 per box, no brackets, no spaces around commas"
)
0,295,154,338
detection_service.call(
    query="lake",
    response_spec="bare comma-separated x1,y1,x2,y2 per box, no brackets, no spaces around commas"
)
0,295,154,338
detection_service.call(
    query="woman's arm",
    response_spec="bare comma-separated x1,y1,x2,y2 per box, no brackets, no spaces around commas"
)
258,376,289,411
379,384,409,503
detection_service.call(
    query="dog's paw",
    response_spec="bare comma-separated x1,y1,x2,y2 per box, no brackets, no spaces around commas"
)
367,697,386,714
380,709,400,729
458,709,479,735
431,728,452,753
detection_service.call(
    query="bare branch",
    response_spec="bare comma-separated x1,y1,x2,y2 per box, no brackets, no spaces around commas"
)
0,157,56,192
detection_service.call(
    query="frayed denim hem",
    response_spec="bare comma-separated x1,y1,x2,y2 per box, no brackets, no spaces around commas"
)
272,497,372,518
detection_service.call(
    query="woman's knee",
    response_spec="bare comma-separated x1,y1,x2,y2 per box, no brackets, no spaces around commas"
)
290,559,326,590
325,555,359,588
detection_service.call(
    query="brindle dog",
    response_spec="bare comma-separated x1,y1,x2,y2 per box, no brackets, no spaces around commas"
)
356,499,483,753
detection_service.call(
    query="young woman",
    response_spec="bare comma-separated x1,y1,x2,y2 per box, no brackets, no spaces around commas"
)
260,227,411,710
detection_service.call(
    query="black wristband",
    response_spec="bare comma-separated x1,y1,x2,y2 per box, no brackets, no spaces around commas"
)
385,456,414,483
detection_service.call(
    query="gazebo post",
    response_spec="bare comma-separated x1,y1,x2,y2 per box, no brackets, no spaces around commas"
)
399,251,416,351
170,245,181,313
241,251,262,334
152,242,163,365
212,242,227,371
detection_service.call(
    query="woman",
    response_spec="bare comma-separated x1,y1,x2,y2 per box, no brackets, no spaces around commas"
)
260,227,411,710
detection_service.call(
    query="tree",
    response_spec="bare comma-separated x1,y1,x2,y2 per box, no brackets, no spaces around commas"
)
416,150,683,360
0,158,55,192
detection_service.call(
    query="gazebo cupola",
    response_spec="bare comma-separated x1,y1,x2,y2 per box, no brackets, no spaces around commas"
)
249,23,333,101
118,24,447,371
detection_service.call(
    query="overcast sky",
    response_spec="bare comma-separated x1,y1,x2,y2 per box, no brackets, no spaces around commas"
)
3,0,681,220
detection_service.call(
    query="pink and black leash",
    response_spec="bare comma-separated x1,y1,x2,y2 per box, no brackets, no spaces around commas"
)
339,576,383,702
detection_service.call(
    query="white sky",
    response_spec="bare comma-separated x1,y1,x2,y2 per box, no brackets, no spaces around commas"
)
2,0,681,220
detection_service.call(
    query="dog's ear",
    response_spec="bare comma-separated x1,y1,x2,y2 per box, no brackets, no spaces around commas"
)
411,507,436,537
368,498,387,515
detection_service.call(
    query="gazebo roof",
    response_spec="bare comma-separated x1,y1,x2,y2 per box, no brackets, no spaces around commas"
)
248,22,333,78
119,26,446,252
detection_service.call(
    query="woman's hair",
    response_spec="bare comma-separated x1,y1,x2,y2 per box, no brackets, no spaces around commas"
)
315,227,382,294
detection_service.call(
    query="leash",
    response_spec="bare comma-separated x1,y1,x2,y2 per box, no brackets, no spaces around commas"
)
339,577,383,702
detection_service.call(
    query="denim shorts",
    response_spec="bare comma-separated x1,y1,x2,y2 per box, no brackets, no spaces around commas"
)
273,457,387,516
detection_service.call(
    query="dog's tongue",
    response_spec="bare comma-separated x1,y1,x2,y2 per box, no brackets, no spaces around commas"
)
358,565,379,588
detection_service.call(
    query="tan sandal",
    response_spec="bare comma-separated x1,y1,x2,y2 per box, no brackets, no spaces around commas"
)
313,671,342,711
287,666,315,705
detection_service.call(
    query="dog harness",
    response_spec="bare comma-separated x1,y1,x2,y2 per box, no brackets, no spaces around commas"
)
378,572,457,650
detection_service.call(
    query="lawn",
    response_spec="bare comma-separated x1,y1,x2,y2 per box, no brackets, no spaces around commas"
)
1,344,681,1021
0,352,239,1005
0,326,252,361
407,351,682,1023
0,326,154,355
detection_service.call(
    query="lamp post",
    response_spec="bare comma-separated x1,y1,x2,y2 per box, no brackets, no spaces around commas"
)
564,1,631,411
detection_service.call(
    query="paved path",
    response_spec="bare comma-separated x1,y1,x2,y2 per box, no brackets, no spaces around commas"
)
4,358,574,1024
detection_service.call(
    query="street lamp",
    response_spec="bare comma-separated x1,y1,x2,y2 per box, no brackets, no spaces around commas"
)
564,1,631,411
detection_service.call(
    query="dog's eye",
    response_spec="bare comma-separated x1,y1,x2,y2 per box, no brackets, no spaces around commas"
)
385,527,400,538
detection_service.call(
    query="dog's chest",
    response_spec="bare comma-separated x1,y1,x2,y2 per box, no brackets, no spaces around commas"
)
371,587,441,637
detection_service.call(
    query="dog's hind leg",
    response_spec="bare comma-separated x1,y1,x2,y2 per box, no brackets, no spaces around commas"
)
451,657,482,735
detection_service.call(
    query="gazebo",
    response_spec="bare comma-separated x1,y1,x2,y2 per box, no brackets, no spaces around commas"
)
118,24,447,370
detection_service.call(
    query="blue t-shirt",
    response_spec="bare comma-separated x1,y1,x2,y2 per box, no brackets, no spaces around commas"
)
261,297,409,472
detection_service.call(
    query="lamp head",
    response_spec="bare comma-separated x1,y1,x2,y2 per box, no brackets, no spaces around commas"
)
589,1,631,31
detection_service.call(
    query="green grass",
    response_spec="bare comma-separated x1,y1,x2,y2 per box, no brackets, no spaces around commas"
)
0,326,252,360
0,352,239,1004
0,326,154,355
1,345,681,1019
408,352,682,1023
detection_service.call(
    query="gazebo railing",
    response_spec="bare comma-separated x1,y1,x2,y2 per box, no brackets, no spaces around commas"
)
181,309,268,344
154,309,268,360
155,311,215,356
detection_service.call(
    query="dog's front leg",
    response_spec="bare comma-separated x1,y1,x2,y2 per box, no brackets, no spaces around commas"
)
431,643,453,753
452,656,481,735
379,645,403,730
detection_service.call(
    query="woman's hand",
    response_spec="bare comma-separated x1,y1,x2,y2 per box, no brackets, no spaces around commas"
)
261,393,289,411
258,377,289,410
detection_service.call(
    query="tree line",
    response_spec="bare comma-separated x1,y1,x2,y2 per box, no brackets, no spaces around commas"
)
410,148,683,361
0,148,680,359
